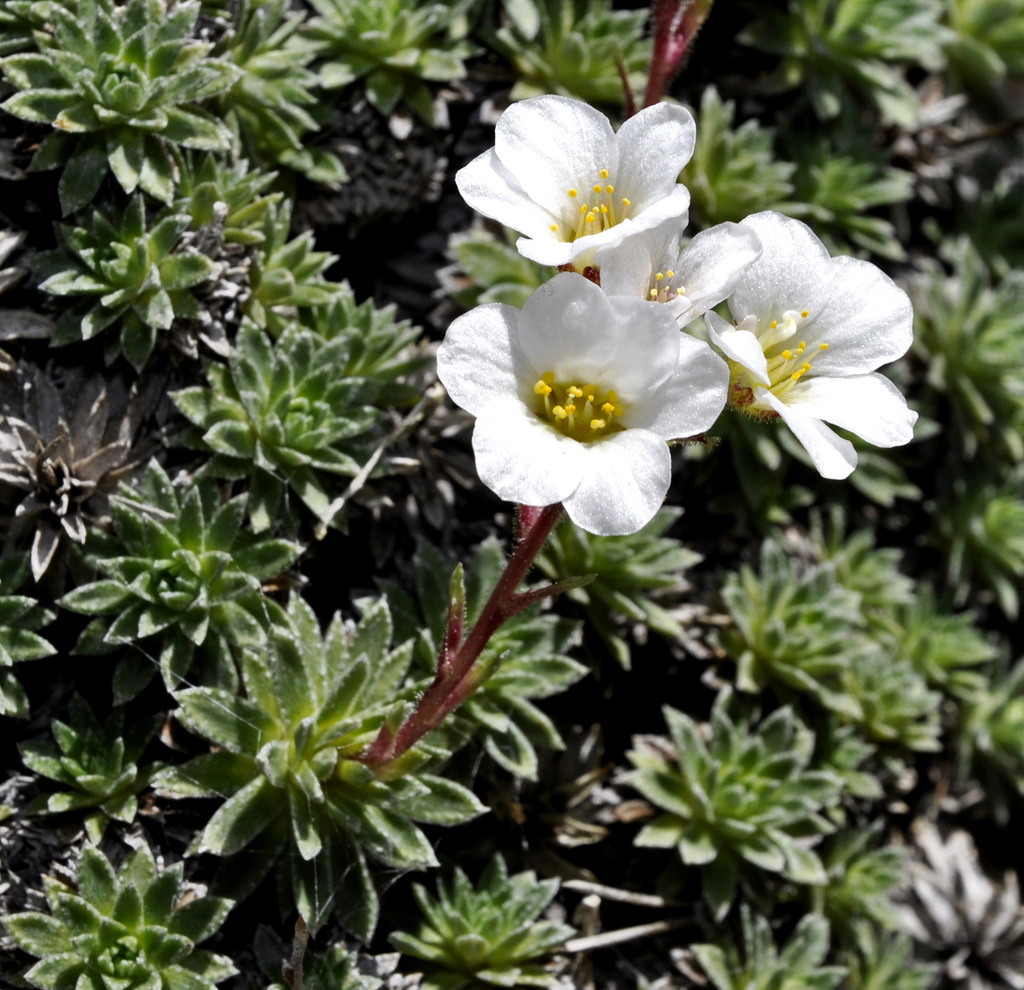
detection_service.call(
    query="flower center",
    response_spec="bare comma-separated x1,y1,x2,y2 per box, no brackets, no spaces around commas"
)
727,309,829,418
532,372,625,441
549,167,633,242
648,269,687,303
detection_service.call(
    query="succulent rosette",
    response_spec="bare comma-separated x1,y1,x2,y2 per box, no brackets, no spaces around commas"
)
456,94,696,270
436,271,728,536
706,210,917,479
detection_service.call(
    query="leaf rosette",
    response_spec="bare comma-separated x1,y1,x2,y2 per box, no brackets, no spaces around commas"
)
156,594,484,939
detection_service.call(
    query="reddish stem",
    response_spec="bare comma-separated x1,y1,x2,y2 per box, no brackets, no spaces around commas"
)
642,0,714,109
359,503,565,772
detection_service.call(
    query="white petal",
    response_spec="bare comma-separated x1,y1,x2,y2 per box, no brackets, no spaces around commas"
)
455,149,558,241
515,273,681,395
563,429,672,535
705,311,769,385
730,211,834,325
758,389,857,480
473,396,585,507
436,302,520,416
800,256,914,376
787,373,917,447
493,95,617,218
615,102,697,208
627,335,729,438
516,188,690,268
665,222,763,323
594,223,678,298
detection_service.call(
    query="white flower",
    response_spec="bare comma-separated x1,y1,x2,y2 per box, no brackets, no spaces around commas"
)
436,272,728,535
455,95,695,270
596,221,762,325
705,210,917,480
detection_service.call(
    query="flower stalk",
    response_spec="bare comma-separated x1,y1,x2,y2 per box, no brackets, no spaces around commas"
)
642,0,715,109
359,502,567,773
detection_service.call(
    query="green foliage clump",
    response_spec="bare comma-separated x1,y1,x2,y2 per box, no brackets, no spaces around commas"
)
933,470,1024,617
59,460,301,695
245,202,343,333
172,153,283,246
690,907,846,990
680,87,796,228
34,195,219,369
840,651,942,751
445,226,550,311
958,654,1024,822
3,843,235,990
0,0,239,212
385,538,587,780
300,286,426,406
302,0,477,125
944,0,1024,104
212,0,345,183
869,589,994,697
814,823,905,940
389,857,575,990
0,553,56,718
841,925,936,990
20,694,163,843
720,540,868,714
537,507,701,669
739,0,949,126
264,938,383,990
156,595,483,939
491,0,650,109
786,141,914,259
628,693,842,918
910,237,1024,462
173,320,386,532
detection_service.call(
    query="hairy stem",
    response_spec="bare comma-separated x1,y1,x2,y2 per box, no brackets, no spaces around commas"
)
359,503,565,772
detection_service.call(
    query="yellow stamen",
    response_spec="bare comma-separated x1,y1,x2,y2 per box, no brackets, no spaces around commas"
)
599,168,609,178
568,189,578,198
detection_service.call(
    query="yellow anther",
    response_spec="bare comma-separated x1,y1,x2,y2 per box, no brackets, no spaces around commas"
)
565,404,576,415
590,419,606,430
799,341,806,349
666,270,675,278
600,168,609,178
801,309,809,318
782,349,792,359
568,189,578,198
649,288,659,299
622,197,631,206
585,213,596,223
601,204,608,213
655,272,665,281
820,342,829,350
549,224,558,231
791,370,803,381
802,362,811,371
568,385,584,398
553,406,567,419
593,184,603,194
605,184,614,193
602,402,615,414
580,204,588,213
770,320,778,329
534,380,552,395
